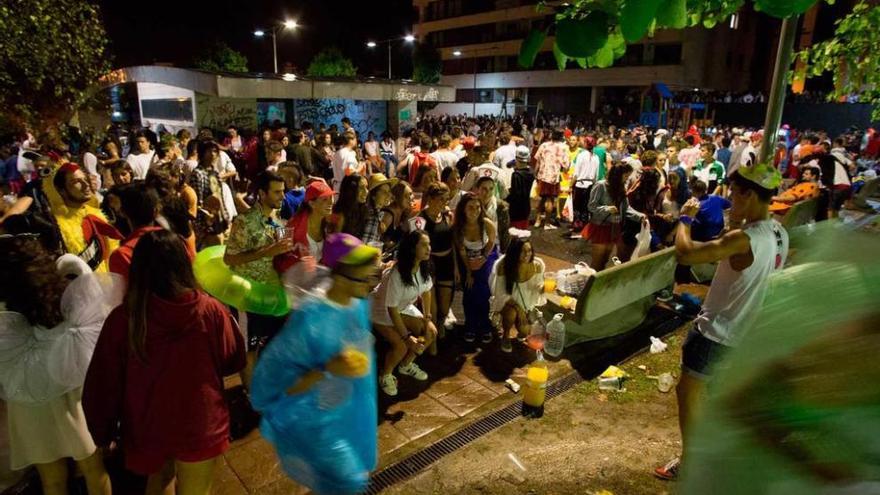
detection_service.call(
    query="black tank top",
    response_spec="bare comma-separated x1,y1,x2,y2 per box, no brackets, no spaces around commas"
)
419,210,453,253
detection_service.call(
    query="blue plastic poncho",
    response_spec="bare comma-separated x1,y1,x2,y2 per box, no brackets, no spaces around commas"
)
250,294,377,495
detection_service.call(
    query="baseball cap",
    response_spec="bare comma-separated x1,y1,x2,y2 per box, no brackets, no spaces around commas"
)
305,180,333,202
322,233,379,270
738,162,782,190
515,145,530,162
462,136,476,150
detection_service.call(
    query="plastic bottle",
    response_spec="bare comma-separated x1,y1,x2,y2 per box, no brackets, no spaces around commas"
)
521,351,549,418
525,311,546,351
543,313,565,357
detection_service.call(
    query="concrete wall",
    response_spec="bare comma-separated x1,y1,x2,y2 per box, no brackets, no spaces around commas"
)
426,102,517,117
195,95,258,131
440,65,688,90
136,82,196,132
293,99,388,137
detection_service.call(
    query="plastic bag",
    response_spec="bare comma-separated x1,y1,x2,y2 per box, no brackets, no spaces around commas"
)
555,262,595,295
649,336,668,353
561,195,574,223
250,295,377,495
631,220,651,260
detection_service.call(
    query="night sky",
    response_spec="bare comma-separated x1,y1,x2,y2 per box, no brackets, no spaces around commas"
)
98,0,418,77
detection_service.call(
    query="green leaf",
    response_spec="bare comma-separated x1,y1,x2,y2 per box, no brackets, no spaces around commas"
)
753,0,818,18
620,0,663,42
703,17,717,28
518,29,546,69
555,11,609,58
610,31,627,58
553,42,569,70
576,57,588,68
656,0,688,29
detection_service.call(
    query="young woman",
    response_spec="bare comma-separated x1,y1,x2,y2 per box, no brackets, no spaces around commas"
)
145,164,197,254
628,167,675,250
380,181,414,255
83,230,246,495
371,230,438,397
316,132,335,181
188,140,230,248
441,166,464,212
359,173,396,247
279,180,334,269
329,174,368,236
363,131,383,174
453,193,498,344
0,237,118,495
419,183,455,350
489,236,546,352
583,162,647,270
412,165,439,197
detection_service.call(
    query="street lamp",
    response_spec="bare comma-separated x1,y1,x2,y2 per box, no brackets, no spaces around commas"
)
454,46,500,117
254,19,298,74
365,34,416,80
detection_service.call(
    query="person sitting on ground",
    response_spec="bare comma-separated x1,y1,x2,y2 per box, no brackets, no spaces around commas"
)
84,230,246,495
379,131,398,177
371,230,438,397
489,234,546,353
688,178,732,242
768,165,820,216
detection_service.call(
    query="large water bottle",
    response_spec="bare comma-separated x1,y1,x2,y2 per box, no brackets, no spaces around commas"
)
543,313,565,357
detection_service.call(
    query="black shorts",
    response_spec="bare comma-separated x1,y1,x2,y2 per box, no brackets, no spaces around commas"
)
431,253,455,284
246,312,287,352
830,187,851,210
681,328,731,380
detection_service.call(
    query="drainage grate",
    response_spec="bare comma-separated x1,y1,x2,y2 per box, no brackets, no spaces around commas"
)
366,370,584,494
366,313,686,493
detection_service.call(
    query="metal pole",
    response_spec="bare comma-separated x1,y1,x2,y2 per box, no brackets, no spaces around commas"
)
388,41,392,79
758,16,799,165
472,56,477,117
272,29,278,74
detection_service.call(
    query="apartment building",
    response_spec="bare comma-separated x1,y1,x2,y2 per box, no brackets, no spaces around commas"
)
413,0,778,116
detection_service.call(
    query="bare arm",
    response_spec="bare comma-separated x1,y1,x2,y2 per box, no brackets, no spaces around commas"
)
676,217,751,266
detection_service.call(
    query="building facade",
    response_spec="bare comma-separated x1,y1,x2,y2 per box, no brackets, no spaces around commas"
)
413,0,778,117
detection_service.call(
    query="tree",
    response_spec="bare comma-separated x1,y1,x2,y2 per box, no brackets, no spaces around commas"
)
412,44,442,84
519,0,824,70
193,42,249,73
797,1,880,120
307,47,357,78
0,0,111,132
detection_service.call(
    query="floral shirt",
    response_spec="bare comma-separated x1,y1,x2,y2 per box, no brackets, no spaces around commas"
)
226,207,281,285
535,141,569,185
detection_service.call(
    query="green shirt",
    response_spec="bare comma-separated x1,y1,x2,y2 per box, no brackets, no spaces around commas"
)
594,146,608,181
225,207,281,285
694,159,726,185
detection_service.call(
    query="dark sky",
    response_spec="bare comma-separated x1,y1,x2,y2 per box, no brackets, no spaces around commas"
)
98,0,418,77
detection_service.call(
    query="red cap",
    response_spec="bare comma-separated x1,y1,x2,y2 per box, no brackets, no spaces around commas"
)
462,136,476,150
305,180,333,202
58,162,80,175
564,128,573,138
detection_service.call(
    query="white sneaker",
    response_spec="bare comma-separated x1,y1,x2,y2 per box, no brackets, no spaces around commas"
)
380,374,398,396
444,310,457,330
398,362,428,381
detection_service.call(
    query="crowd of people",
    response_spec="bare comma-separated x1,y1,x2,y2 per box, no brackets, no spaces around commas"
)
1,109,878,494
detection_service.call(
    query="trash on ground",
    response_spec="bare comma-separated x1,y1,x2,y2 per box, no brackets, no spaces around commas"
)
637,365,648,371
657,372,675,393
598,376,626,392
599,365,627,379
649,336,668,354
502,452,527,485
505,378,521,394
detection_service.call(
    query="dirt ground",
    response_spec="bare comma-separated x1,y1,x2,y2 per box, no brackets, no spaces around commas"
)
382,330,686,495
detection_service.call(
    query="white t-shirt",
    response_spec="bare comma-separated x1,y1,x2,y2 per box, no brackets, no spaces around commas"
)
430,149,459,172
364,140,379,157
217,150,237,176
126,150,156,180
492,142,517,169
331,147,359,192
82,152,101,190
571,149,599,188
370,267,433,326
308,233,323,261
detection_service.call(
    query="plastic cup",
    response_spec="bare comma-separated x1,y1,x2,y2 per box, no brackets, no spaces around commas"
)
543,278,557,293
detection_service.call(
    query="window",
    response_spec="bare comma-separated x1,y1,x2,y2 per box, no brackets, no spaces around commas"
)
141,98,193,121
653,44,682,65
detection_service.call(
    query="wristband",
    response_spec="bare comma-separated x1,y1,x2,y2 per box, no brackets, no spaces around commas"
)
679,215,694,226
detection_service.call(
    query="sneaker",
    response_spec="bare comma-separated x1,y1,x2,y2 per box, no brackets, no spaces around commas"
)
463,332,476,343
398,362,428,381
611,256,622,266
656,289,673,302
500,338,513,353
444,311,457,330
380,374,398,396
543,224,558,230
481,333,493,344
654,457,681,480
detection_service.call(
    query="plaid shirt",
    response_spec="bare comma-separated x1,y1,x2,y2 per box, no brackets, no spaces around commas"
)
360,206,383,245
535,141,569,184
188,166,229,234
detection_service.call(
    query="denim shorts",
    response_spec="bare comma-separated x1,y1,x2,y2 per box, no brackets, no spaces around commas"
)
681,328,731,380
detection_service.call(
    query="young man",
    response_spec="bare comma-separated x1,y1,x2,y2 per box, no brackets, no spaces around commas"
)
768,165,820,216
655,163,789,480
288,130,315,177
224,171,293,386
506,145,536,230
570,135,599,231
533,130,569,228
693,143,726,196
126,131,156,181
250,233,379,495
398,133,437,184
491,130,517,171
109,184,163,280
331,132,362,192
688,178,731,242
430,133,458,174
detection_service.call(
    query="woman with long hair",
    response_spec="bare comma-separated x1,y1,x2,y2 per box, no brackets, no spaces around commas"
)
628,167,675,250
188,140,229,247
380,181,414,254
582,162,646,270
419,183,455,351
145,164,197,254
275,180,335,273
441,165,464,212
83,230,246,495
329,174,368,236
489,236,546,352
359,174,396,247
371,230,437,397
0,236,118,495
453,193,498,344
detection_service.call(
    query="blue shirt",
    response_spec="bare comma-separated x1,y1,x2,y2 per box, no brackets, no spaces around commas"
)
279,188,305,220
716,148,732,169
692,195,731,242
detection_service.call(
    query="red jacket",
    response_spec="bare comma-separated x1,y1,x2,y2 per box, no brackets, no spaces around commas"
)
109,226,197,281
83,290,245,472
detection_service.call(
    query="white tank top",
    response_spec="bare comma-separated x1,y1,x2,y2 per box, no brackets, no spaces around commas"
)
695,219,788,347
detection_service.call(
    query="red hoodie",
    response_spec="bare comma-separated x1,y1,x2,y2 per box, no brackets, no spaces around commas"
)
83,290,245,474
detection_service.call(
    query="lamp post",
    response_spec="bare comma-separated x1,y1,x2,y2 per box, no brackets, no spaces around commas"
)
254,19,298,74
453,46,500,117
366,34,416,80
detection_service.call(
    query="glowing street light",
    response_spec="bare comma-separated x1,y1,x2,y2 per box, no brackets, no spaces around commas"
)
366,35,418,79
453,50,462,56
254,19,299,73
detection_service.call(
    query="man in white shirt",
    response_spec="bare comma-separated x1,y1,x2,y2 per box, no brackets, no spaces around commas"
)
492,130,517,170
571,137,600,230
331,132,362,192
126,131,156,180
430,133,458,173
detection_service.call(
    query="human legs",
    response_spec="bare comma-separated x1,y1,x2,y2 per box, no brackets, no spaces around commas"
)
462,253,496,342
75,450,111,495
375,324,410,377
400,315,437,368
590,242,614,271
144,460,176,495
35,459,69,495
175,457,218,495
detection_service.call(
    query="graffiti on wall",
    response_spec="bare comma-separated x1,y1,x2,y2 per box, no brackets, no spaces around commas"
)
294,99,387,137
196,96,258,131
